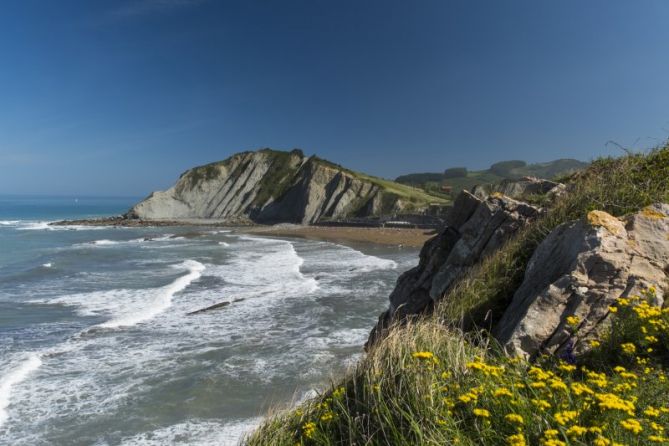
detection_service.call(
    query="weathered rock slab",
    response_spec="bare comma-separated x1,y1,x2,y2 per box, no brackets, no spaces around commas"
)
494,204,669,358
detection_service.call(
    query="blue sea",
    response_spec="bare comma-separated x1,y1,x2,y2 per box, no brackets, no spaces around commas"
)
0,196,417,445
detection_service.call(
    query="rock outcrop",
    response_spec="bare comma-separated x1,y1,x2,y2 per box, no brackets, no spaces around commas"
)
127,149,445,224
367,188,542,346
494,204,669,358
471,176,562,200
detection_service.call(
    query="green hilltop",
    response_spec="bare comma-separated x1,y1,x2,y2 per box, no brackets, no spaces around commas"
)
396,158,589,199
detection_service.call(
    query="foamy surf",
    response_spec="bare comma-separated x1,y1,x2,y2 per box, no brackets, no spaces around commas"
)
16,221,107,231
118,418,262,446
98,260,205,329
0,221,416,445
0,354,42,428
48,260,206,329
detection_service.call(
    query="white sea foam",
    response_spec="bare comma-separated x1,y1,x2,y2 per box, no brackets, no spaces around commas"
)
118,418,262,446
202,235,319,303
0,353,42,427
92,239,118,245
51,260,205,329
16,221,106,231
16,221,51,231
218,241,230,247
98,260,205,329
42,263,52,268
0,231,412,443
73,235,182,248
0,220,20,226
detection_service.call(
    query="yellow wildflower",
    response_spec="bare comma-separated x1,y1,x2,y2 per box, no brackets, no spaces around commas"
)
566,315,580,326
506,433,526,446
302,421,317,439
619,418,642,434
473,408,490,418
412,351,434,360
504,413,524,425
494,387,513,398
621,343,636,354
566,425,588,437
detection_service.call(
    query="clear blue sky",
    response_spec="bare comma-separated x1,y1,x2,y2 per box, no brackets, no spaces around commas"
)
1,0,669,196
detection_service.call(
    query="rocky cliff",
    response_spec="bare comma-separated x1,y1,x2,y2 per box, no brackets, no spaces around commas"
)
494,204,669,358
369,173,669,360
127,149,446,224
367,177,559,346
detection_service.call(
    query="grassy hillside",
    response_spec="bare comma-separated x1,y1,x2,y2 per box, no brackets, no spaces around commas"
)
245,146,669,445
396,159,588,199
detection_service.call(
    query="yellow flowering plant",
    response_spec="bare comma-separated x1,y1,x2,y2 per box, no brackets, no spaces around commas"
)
253,287,669,446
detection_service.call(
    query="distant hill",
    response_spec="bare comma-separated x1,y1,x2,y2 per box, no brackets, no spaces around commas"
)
395,158,588,198
127,148,448,224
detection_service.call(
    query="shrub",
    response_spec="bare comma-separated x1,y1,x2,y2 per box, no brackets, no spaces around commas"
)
490,160,527,177
444,167,468,178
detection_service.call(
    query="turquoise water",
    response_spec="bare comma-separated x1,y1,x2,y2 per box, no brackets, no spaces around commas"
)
0,196,417,445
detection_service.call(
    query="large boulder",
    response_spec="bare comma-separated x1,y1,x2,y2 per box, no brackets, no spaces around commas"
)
367,189,541,347
494,204,669,358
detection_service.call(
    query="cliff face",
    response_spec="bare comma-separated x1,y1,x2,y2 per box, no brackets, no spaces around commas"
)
127,149,445,224
369,172,669,359
367,177,566,347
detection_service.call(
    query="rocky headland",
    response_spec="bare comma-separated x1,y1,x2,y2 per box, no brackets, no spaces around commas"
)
125,148,447,224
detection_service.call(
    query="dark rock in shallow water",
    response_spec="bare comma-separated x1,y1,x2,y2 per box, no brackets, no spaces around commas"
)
187,301,231,315
186,298,247,315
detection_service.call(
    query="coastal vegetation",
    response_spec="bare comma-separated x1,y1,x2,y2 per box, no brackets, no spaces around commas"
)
396,158,588,199
312,155,448,208
246,145,669,445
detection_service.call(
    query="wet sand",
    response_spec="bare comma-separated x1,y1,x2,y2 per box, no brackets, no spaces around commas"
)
244,224,436,248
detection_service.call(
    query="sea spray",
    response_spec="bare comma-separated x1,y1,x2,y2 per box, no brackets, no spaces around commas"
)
0,354,42,427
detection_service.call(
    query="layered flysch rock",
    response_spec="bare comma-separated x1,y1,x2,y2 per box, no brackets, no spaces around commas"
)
127,149,444,224
494,204,669,359
367,186,543,346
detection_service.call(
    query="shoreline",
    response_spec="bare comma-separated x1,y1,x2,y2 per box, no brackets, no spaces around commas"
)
52,217,437,248
243,224,436,248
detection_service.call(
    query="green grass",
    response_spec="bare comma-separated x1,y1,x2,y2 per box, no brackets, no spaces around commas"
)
396,159,589,199
313,157,449,207
245,145,669,446
246,296,669,445
353,172,449,205
438,146,669,329
251,149,303,206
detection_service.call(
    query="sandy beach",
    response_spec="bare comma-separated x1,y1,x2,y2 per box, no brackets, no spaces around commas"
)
244,224,437,248
52,217,437,248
